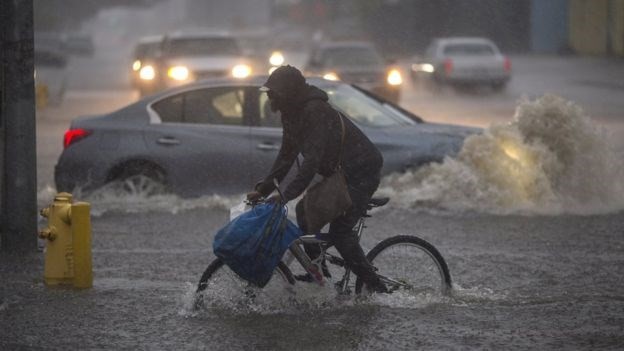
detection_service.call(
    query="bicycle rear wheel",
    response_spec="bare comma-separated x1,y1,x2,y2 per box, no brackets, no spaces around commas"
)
195,258,295,308
355,235,452,295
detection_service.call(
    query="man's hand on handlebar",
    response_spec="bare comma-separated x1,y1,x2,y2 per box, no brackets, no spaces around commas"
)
246,190,284,206
246,190,264,205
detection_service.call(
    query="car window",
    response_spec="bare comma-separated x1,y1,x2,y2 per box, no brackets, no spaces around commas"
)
258,93,282,127
443,43,496,56
324,85,415,128
320,47,383,67
152,87,245,125
165,37,241,56
152,94,184,123
134,42,161,59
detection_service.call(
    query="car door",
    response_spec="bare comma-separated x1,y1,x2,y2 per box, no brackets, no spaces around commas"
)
245,88,293,187
143,86,256,196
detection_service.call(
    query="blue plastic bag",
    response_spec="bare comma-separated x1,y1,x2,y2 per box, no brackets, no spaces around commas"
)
213,203,302,287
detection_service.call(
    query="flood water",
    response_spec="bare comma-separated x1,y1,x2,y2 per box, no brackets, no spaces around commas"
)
2,200,624,350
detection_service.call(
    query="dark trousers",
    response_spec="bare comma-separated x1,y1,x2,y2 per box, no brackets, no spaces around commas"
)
295,173,382,287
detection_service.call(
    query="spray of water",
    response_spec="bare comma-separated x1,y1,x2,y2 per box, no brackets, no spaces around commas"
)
379,95,624,215
38,183,242,217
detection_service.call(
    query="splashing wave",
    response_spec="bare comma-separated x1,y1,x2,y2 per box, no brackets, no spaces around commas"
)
38,185,240,217
379,95,624,215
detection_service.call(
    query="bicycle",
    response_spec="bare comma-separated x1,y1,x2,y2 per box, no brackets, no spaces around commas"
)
195,196,452,306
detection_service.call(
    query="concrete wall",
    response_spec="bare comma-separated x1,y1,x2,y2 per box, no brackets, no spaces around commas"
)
531,0,569,53
569,0,624,56
610,0,624,55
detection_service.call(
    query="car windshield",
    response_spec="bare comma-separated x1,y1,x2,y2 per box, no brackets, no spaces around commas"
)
135,42,161,58
323,84,416,128
443,43,496,56
166,37,242,56
321,47,383,67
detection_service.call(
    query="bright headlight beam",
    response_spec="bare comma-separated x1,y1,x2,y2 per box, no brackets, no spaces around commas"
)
421,63,435,73
139,65,155,80
232,64,251,79
503,144,521,161
323,72,339,81
132,60,142,71
269,51,284,66
168,66,189,81
387,69,403,85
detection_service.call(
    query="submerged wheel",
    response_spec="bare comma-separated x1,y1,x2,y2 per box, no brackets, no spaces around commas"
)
120,173,167,196
355,235,452,295
107,161,169,196
194,258,295,308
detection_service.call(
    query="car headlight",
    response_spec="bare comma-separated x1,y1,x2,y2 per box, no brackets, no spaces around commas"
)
323,72,339,81
387,69,402,85
168,66,190,81
139,65,155,80
421,63,435,73
232,64,251,79
132,60,142,71
411,63,435,73
269,51,284,66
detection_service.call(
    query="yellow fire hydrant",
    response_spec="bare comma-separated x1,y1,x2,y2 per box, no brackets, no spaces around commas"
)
39,192,93,289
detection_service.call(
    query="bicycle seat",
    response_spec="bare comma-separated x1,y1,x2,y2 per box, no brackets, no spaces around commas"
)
368,197,390,209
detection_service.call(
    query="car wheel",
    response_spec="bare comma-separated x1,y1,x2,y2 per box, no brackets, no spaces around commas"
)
120,173,167,196
108,162,169,197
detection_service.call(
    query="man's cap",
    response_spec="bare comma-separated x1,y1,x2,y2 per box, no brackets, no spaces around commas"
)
261,65,306,95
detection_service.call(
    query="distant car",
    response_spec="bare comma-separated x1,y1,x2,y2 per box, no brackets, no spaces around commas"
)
63,33,95,56
305,41,403,103
130,35,164,93
55,77,479,197
35,32,65,52
35,48,68,106
137,30,256,96
411,37,511,91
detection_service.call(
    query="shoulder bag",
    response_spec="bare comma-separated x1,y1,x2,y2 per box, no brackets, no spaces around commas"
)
302,112,352,234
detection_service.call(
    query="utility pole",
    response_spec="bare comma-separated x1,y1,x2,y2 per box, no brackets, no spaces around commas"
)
0,0,37,252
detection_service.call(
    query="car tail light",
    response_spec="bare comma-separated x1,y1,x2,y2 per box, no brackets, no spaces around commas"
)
444,58,453,76
504,56,512,72
64,128,92,148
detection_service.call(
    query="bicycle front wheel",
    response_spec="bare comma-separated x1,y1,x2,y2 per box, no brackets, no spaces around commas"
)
355,235,452,295
195,258,295,309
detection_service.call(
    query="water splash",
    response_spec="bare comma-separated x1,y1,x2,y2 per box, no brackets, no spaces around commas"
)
38,183,241,217
380,95,624,215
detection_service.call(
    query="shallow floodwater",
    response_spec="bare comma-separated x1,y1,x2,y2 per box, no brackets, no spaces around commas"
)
2,204,624,350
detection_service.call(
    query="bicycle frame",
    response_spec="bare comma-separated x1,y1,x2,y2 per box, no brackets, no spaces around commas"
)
286,213,368,294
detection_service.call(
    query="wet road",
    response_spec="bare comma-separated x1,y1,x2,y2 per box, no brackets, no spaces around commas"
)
2,50,624,349
2,205,623,350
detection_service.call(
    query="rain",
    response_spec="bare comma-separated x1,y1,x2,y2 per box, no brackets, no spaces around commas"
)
2,1,624,349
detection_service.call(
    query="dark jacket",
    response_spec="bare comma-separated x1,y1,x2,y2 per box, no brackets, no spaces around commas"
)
256,84,383,201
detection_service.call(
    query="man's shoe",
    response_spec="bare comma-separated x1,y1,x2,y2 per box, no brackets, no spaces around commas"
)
366,281,390,294
294,266,331,283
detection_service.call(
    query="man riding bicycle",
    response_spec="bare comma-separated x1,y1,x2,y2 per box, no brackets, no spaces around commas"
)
246,65,388,293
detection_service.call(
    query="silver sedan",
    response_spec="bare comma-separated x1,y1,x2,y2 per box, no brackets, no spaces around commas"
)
55,76,479,197
411,37,511,91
